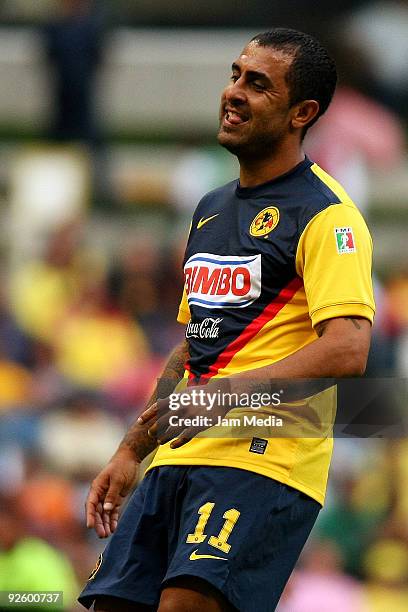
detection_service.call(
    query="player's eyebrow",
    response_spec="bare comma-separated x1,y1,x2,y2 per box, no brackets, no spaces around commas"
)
231,63,272,86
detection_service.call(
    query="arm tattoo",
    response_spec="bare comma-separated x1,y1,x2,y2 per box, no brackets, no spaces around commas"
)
344,317,362,330
315,320,330,338
121,423,157,462
119,340,190,461
160,339,190,388
156,339,190,399
316,317,362,338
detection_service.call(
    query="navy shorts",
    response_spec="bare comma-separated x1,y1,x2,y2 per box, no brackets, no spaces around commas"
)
79,466,320,612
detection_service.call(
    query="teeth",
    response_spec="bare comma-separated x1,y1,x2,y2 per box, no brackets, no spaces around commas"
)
225,110,247,123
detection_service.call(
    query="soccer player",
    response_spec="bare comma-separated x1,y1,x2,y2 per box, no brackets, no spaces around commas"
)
79,28,375,612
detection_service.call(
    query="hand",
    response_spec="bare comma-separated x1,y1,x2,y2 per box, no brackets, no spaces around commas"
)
138,381,231,449
85,447,139,538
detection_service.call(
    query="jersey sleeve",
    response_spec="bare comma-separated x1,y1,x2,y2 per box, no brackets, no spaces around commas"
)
296,203,375,328
177,286,190,324
176,220,193,325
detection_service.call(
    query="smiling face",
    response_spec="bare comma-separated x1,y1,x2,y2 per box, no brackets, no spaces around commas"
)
217,42,298,159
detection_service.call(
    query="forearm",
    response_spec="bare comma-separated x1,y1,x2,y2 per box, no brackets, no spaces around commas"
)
117,339,190,461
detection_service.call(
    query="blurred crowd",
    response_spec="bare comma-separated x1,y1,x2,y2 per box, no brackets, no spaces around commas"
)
0,1,408,611
0,217,186,607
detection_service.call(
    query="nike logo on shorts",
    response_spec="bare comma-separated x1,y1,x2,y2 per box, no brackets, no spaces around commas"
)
189,549,228,561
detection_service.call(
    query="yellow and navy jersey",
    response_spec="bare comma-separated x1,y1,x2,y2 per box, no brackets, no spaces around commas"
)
148,157,375,505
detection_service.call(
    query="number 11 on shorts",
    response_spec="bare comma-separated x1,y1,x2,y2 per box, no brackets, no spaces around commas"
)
187,502,241,553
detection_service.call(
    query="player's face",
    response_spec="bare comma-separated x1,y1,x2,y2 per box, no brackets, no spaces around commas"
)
218,43,295,158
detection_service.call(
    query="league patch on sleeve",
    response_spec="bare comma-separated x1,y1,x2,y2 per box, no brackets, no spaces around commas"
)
334,227,356,254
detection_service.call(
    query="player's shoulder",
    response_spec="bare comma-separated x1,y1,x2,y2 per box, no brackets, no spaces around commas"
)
298,160,363,233
198,179,238,205
192,179,238,219
302,161,353,205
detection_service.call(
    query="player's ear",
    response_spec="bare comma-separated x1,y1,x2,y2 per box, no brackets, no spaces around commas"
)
290,100,320,131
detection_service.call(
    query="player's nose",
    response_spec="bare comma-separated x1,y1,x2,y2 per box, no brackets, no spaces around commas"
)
224,78,247,106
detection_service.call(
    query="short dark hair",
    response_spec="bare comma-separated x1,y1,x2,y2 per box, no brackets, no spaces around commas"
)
251,28,337,134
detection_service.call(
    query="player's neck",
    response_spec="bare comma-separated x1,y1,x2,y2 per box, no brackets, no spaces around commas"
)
238,148,305,188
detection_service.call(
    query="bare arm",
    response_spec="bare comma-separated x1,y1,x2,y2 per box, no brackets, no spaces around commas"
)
219,315,372,405
86,339,189,537
240,316,372,381
119,339,189,459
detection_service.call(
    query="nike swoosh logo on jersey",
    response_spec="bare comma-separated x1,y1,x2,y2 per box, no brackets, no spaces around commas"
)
189,549,228,561
197,214,219,229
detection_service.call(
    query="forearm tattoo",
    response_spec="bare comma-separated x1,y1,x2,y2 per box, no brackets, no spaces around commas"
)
161,339,190,386
121,423,157,462
119,340,189,461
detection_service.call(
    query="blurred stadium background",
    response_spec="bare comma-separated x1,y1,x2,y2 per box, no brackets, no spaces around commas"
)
0,1,408,610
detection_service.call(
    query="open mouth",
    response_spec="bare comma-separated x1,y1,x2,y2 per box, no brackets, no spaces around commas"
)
224,109,249,126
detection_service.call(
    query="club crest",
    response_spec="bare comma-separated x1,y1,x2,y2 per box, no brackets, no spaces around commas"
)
250,207,280,237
